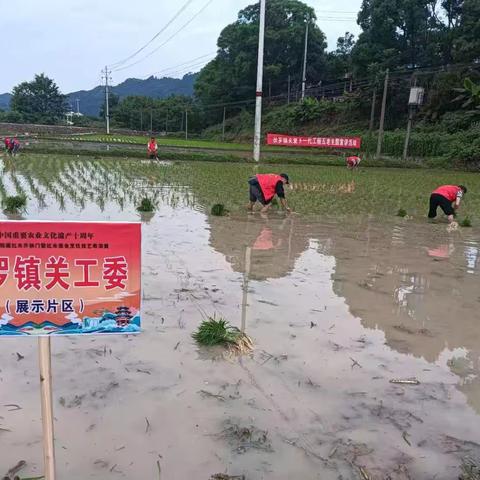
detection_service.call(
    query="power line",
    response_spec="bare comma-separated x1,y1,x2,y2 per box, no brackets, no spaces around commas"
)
143,52,216,79
109,0,195,69
316,17,357,22
316,10,357,13
114,0,216,73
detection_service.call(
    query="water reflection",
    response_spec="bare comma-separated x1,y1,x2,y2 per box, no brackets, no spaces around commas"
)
207,215,480,413
208,215,307,281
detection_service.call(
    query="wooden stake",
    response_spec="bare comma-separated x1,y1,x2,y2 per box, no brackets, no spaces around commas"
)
39,336,56,480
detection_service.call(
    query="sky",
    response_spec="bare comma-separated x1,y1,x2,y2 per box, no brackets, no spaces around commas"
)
1,0,362,94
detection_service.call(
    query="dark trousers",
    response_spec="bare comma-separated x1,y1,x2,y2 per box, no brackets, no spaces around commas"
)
428,193,454,218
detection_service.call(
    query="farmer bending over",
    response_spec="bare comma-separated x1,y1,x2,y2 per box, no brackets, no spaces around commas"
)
247,173,291,213
11,138,20,156
4,137,11,153
346,155,361,169
147,137,158,160
428,184,467,223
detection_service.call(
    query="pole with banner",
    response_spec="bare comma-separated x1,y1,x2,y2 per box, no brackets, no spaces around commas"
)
0,221,142,479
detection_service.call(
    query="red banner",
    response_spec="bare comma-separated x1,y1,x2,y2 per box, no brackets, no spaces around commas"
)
267,133,361,149
0,221,141,336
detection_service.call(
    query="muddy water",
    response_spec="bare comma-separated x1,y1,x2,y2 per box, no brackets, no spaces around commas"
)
1,166,480,479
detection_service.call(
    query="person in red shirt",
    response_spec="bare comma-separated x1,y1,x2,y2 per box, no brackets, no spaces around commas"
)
346,155,361,169
247,173,291,213
147,137,158,160
4,137,11,153
11,137,20,156
428,184,467,223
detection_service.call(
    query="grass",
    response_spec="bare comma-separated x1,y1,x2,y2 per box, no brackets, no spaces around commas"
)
192,317,253,354
2,195,27,213
137,197,155,212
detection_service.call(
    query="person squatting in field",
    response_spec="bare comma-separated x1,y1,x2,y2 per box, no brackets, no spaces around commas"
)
346,155,361,169
3,137,20,156
428,184,467,223
247,173,291,213
11,138,20,155
3,137,13,153
147,137,158,159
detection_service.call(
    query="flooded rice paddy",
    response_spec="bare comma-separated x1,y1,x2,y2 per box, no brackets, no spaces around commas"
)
1,154,480,479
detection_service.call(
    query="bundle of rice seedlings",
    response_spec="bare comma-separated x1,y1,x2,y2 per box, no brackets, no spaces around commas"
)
137,197,155,212
211,204,228,216
192,317,253,354
460,217,472,227
2,195,27,213
397,208,407,217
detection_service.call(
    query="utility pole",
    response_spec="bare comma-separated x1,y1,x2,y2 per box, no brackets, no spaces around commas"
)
376,69,389,158
301,21,309,100
150,109,153,133
287,75,291,104
253,0,266,162
140,110,143,131
185,109,188,141
403,105,414,161
102,66,111,134
76,98,80,114
222,107,226,141
403,76,418,160
165,111,168,134
369,86,377,132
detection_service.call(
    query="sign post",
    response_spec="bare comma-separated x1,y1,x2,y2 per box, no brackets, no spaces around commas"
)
0,220,142,478
39,336,56,480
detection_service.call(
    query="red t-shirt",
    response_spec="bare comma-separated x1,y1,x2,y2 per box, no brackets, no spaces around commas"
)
432,185,462,202
347,156,361,167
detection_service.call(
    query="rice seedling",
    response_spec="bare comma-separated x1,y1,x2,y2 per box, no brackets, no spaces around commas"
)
3,195,27,213
137,197,155,212
460,217,472,227
192,316,253,354
211,203,228,216
460,458,480,480
8,153,480,221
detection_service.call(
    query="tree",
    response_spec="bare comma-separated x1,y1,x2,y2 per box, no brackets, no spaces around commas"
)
195,0,327,111
111,95,203,133
324,32,356,81
10,74,67,124
454,0,480,62
435,0,464,63
352,0,436,75
336,32,356,57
